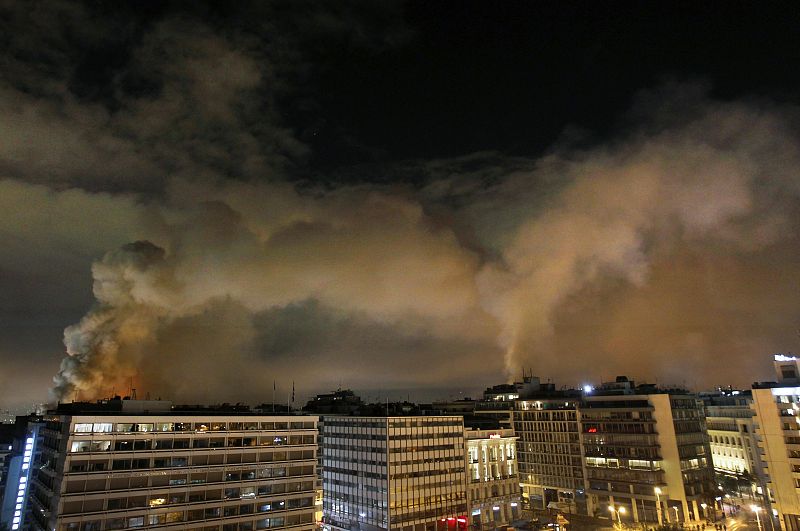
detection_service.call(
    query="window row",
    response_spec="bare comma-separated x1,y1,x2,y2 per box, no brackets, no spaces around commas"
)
62,493,313,515
70,435,315,453
68,452,314,472
62,512,313,531
64,472,314,494
72,421,316,434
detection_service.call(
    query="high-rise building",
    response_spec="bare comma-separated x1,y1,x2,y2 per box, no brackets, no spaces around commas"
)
321,416,468,531
464,426,520,528
18,399,318,531
579,378,715,526
513,387,585,515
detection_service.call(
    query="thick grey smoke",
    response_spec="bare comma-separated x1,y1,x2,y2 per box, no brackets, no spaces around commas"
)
54,242,168,400
50,182,488,401
49,89,800,401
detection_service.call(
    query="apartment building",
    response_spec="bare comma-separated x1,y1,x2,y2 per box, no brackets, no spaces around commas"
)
751,354,800,531
321,416,467,531
700,390,763,489
579,378,715,526
464,427,520,528
513,388,586,515
20,399,318,531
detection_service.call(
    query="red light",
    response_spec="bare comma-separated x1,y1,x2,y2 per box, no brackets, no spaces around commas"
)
588,427,597,433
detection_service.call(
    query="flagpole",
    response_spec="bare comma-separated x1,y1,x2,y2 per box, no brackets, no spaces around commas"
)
272,380,276,414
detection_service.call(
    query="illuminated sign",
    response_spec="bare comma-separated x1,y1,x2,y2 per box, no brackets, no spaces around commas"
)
775,354,799,362
11,433,37,530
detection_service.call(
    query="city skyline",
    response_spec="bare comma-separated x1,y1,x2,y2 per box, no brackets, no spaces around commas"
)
2,2,800,410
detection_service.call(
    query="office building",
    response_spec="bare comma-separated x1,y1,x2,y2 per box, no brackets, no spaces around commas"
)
20,399,318,531
464,427,520,528
513,387,586,515
321,416,467,531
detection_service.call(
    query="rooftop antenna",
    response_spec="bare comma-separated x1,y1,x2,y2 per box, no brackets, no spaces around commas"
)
131,388,137,400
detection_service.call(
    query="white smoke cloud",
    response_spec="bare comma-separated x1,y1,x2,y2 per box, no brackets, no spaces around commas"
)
474,92,800,379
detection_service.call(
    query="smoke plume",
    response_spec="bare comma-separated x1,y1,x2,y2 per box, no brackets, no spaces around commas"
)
49,88,800,401
476,90,800,379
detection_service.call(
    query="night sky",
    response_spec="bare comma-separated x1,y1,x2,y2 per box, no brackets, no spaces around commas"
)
2,1,800,410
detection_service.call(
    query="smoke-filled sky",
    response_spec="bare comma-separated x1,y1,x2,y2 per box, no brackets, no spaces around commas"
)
2,1,800,409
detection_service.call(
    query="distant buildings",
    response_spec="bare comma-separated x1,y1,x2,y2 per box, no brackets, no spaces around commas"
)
7,398,318,531
303,390,364,416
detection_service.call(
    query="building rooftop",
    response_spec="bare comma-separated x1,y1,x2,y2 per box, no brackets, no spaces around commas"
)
52,399,311,416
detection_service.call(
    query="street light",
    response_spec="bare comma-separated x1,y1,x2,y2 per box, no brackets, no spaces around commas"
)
672,506,680,523
608,506,625,528
701,503,708,521
751,505,763,531
654,487,663,525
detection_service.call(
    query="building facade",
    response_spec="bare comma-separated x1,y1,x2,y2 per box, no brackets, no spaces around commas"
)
750,354,800,531
700,390,763,488
464,428,520,528
321,416,467,531
579,383,715,526
21,402,318,531
1,421,42,531
513,392,586,515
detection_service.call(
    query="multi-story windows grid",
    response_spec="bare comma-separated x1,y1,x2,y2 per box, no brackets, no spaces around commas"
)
27,413,318,531
322,416,467,531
